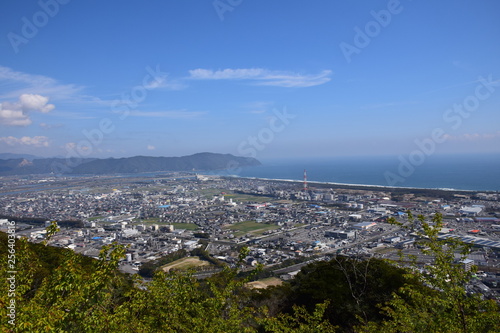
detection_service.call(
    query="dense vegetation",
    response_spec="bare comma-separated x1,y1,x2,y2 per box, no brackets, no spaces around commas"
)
1,213,499,332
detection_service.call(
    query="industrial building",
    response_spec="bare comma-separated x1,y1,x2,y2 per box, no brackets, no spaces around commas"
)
439,234,500,250
352,222,377,230
325,230,355,239
459,206,484,216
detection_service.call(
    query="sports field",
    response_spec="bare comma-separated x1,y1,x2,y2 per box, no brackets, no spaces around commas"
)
246,277,283,289
161,256,209,272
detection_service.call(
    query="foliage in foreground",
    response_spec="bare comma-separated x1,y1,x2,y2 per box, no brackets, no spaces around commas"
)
359,212,500,333
0,228,334,332
1,214,499,332
282,255,415,329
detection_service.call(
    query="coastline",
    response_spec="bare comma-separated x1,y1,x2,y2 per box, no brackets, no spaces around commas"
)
218,154,500,193
224,175,491,195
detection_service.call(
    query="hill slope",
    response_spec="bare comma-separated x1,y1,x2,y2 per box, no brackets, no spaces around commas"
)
0,152,260,175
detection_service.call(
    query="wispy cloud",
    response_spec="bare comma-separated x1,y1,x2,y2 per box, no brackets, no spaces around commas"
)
444,131,500,141
127,110,206,119
40,122,64,129
360,100,419,110
0,65,119,126
144,75,186,91
244,101,274,114
419,76,500,96
188,68,332,87
0,66,83,101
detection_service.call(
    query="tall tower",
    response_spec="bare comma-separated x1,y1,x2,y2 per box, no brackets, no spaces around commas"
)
303,169,308,191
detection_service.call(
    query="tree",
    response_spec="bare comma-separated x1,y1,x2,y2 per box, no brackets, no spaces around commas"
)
3,214,498,332
108,246,263,332
360,212,500,333
1,228,335,332
258,256,413,331
260,301,337,333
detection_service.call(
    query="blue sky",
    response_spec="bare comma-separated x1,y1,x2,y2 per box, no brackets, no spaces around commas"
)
0,0,499,160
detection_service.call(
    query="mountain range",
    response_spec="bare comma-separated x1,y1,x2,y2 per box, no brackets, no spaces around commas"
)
0,152,260,176
0,153,40,160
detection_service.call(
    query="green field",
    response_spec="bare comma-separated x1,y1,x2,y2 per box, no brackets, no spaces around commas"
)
140,218,160,223
196,188,272,203
225,220,280,237
172,223,199,231
197,188,229,198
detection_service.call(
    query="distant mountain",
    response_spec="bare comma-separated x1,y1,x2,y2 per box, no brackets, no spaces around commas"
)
0,153,40,160
0,153,260,176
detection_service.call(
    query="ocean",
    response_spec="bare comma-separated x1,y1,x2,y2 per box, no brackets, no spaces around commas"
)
216,153,500,192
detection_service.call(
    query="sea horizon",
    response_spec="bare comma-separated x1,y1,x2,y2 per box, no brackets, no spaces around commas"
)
213,153,500,192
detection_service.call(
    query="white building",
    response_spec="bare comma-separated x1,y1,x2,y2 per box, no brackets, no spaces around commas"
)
459,206,483,216
352,222,377,230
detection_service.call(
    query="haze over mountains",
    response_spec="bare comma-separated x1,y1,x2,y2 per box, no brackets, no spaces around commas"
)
0,152,260,176
0,153,40,160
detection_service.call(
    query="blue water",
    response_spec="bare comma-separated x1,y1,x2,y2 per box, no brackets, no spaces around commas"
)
218,154,500,192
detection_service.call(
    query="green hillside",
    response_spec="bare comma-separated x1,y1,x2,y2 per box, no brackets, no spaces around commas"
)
1,214,499,332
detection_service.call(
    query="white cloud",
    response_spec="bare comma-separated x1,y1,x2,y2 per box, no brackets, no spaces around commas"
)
0,66,115,119
0,136,50,147
0,93,55,127
188,68,332,87
19,94,55,113
147,145,156,150
0,108,31,126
